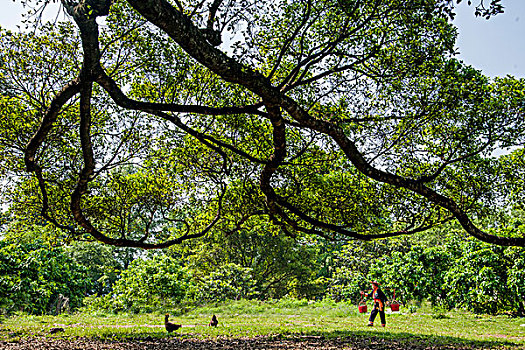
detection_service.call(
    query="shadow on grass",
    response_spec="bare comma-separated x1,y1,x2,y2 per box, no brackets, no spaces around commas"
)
290,328,522,349
45,328,520,350
2,323,522,349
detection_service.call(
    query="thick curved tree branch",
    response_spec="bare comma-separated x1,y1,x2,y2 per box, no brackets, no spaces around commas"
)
258,104,288,221
94,69,266,116
25,79,81,170
23,78,81,234
23,3,229,249
201,0,223,46
280,96,525,246
20,0,524,248
94,70,267,165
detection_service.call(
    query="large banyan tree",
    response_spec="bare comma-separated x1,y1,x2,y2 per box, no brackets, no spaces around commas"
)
0,0,524,248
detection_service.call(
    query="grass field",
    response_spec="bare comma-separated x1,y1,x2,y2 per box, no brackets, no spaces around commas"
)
1,299,524,349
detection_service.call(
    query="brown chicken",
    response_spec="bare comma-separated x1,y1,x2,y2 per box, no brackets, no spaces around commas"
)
164,314,182,333
209,314,218,327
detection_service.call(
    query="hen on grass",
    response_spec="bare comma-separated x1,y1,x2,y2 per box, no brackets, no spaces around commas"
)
164,314,182,333
209,315,218,327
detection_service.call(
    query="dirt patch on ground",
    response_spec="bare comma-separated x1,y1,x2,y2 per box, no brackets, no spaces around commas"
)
0,335,514,350
484,334,525,342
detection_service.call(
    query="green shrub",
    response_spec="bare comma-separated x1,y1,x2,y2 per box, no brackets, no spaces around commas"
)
85,254,189,313
0,239,91,315
443,242,516,314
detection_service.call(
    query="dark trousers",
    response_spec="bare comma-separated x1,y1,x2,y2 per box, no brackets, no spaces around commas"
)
369,301,386,325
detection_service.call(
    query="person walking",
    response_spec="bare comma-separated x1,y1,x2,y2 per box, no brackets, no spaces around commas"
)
361,281,387,327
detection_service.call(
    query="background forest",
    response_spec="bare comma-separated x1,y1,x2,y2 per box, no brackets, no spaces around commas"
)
1,214,524,316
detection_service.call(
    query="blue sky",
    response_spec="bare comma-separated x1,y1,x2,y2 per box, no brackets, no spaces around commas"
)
454,0,525,78
0,1,524,78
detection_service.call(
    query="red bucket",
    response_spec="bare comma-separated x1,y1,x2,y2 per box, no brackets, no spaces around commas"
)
358,303,367,313
390,301,400,312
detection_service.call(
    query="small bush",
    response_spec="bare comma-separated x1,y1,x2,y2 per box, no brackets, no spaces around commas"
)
84,254,189,313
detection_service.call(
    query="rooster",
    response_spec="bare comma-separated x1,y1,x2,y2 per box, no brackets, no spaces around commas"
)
164,314,182,333
209,314,218,327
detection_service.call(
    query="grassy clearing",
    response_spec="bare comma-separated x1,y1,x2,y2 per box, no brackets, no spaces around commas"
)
1,299,524,348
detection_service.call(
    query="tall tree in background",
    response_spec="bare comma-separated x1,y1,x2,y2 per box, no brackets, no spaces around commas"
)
0,0,524,248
